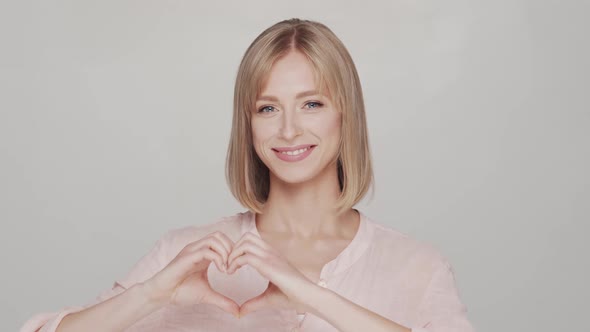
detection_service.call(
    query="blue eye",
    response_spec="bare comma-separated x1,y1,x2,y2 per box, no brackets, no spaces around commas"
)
304,101,323,109
258,106,275,113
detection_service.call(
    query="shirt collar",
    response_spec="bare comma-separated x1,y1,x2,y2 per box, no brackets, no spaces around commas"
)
242,210,374,279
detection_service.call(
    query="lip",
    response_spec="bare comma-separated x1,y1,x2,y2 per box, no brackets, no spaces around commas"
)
272,144,316,162
272,144,316,152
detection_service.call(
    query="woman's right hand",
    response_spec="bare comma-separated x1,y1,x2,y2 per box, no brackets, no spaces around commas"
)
143,231,239,317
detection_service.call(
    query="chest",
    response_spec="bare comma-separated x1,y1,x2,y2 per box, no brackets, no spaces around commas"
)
263,236,351,283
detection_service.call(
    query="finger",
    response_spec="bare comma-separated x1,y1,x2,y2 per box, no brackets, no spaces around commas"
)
228,232,274,262
187,232,233,254
190,237,230,268
232,232,259,251
198,249,226,273
204,237,231,268
236,231,273,250
239,291,269,317
201,288,240,318
210,231,235,257
227,239,267,265
164,248,225,285
227,253,263,274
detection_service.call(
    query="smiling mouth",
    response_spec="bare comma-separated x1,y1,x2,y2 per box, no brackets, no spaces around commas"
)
272,144,316,156
271,144,317,160
274,146,312,156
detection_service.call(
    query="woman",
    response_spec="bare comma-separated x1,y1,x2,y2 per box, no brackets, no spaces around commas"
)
22,19,474,332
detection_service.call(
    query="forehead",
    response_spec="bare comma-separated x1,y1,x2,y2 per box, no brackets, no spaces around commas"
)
258,51,321,97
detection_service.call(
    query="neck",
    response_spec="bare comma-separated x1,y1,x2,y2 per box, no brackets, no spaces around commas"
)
256,164,358,239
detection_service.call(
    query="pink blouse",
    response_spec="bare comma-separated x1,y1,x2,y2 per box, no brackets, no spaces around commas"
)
21,211,474,332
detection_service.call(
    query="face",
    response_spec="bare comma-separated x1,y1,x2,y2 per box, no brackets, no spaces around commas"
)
251,51,341,186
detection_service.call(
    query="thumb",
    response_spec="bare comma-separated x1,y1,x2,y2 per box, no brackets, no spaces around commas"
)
202,290,240,318
239,292,269,317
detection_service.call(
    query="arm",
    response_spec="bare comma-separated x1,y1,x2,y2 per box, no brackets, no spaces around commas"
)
56,282,166,332
52,233,176,332
20,235,170,332
228,233,473,332
305,286,411,332
21,230,239,332
227,232,410,331
305,259,474,332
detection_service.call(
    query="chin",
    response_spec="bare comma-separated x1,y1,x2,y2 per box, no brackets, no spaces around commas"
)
277,173,316,185
271,168,320,185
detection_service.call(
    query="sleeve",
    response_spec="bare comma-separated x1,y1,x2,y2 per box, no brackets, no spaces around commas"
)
411,259,475,332
19,232,173,332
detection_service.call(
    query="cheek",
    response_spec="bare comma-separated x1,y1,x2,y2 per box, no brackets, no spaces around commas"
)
250,121,265,144
251,121,272,156
315,113,342,141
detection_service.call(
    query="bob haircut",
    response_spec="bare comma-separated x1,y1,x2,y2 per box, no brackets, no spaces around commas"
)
226,18,373,214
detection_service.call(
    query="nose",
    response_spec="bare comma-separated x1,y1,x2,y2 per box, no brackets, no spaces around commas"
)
278,109,303,141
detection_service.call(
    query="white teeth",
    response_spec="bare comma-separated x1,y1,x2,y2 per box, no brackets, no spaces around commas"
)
280,147,310,156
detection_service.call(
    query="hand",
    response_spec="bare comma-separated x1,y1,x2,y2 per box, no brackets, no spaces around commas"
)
226,232,315,317
144,231,240,317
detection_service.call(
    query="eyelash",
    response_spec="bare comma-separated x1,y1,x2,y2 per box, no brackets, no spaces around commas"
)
258,106,276,113
304,101,324,109
257,101,324,113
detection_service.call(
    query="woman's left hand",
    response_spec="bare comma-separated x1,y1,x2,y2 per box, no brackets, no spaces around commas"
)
226,232,316,317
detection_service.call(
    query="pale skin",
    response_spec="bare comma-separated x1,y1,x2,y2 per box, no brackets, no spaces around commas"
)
55,51,411,332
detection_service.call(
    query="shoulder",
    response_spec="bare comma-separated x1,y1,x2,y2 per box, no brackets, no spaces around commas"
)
361,213,450,272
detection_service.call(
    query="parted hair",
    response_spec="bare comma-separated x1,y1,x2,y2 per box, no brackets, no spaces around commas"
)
225,18,373,214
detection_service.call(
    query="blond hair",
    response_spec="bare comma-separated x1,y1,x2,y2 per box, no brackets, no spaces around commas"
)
226,18,373,214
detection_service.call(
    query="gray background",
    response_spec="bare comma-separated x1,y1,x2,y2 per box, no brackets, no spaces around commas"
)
2,1,588,331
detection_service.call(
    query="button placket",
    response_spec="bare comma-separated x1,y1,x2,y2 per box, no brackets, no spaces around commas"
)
293,278,328,330
297,312,307,327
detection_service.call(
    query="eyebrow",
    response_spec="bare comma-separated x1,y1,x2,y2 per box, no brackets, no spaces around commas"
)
257,90,322,102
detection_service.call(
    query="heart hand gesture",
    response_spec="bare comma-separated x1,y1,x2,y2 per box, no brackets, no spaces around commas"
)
143,231,316,319
145,231,240,317
226,232,315,316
